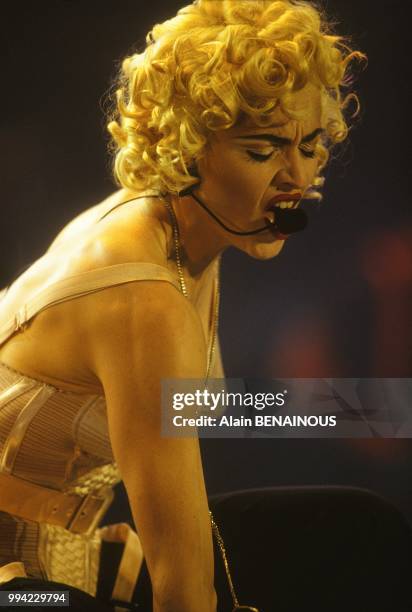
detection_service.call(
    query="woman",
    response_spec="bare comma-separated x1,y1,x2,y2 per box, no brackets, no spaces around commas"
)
0,0,364,610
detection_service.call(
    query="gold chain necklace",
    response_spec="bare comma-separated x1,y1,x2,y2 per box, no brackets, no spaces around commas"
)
162,197,258,612
162,198,220,382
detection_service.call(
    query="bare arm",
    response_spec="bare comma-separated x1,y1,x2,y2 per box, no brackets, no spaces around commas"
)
83,281,217,612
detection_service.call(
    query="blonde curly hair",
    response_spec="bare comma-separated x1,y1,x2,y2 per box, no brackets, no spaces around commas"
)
107,0,365,198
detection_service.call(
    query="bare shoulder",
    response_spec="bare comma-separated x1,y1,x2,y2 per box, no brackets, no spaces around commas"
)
49,190,172,271
0,277,205,394
0,191,179,392
80,280,208,387
82,279,201,341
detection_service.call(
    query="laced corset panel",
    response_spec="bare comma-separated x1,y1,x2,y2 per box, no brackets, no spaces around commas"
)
0,362,121,594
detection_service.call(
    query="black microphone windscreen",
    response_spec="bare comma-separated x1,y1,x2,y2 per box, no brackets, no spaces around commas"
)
275,208,308,234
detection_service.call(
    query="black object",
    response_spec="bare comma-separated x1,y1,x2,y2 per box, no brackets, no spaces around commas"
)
131,486,412,611
271,206,308,234
209,486,412,612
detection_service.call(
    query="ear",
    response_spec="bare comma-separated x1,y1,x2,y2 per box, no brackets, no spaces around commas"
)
188,162,200,179
179,163,201,196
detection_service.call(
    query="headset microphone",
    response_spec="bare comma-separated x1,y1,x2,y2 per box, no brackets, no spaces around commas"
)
271,206,308,234
187,191,308,236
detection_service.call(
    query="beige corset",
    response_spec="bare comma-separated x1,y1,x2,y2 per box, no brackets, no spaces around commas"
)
0,256,223,602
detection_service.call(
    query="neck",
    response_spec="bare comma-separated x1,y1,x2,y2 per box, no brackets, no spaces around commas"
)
169,193,229,277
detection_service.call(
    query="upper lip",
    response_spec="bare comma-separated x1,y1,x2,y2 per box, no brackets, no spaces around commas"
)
265,193,302,210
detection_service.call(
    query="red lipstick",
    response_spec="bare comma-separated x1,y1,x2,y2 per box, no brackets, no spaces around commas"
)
265,193,302,209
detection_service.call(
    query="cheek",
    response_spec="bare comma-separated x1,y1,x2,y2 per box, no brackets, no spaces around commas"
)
305,158,320,183
202,149,262,198
223,164,267,206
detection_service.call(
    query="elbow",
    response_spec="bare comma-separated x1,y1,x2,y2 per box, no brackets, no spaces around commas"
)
152,574,217,612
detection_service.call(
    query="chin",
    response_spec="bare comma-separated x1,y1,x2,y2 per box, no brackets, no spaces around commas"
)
240,238,286,260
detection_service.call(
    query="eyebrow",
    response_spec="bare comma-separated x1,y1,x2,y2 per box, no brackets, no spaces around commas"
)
236,127,324,146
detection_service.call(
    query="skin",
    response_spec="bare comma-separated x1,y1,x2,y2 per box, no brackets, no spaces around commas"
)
0,82,324,612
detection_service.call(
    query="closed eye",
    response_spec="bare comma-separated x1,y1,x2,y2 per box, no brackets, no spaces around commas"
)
299,144,316,158
246,143,318,162
246,150,274,162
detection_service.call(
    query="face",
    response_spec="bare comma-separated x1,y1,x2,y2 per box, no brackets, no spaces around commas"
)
195,83,324,259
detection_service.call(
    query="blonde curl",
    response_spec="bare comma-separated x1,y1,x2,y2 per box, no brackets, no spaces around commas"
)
107,0,366,198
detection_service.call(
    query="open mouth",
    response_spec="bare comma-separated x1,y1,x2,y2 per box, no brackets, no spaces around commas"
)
264,205,308,235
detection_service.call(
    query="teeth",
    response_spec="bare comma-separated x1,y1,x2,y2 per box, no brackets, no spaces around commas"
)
264,210,276,225
265,200,299,223
278,201,295,209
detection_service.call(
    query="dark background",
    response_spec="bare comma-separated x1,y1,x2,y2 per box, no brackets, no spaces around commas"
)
1,1,411,524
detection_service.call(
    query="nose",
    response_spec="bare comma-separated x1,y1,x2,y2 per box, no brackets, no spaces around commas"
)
273,148,307,192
